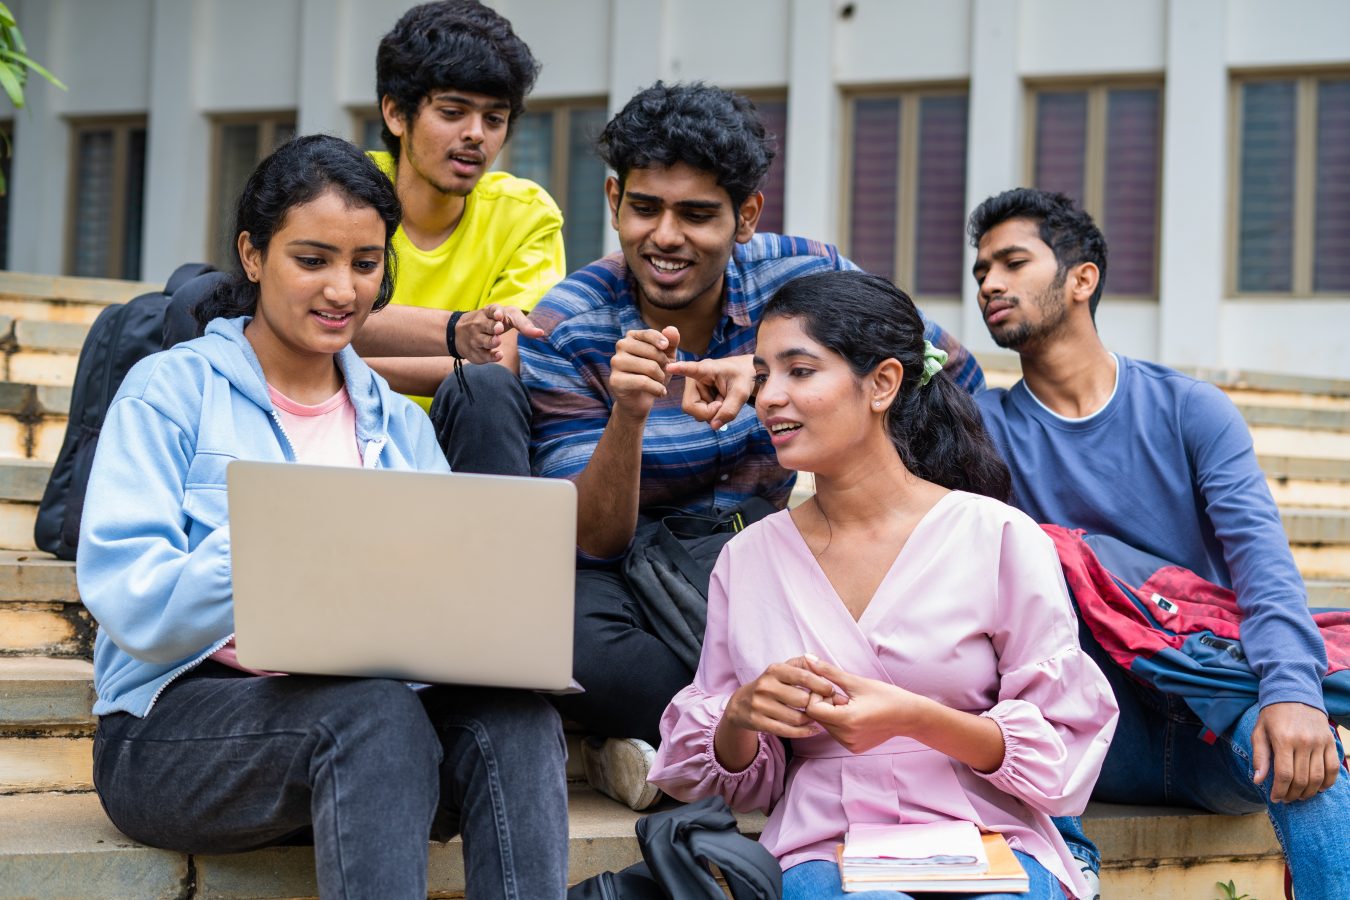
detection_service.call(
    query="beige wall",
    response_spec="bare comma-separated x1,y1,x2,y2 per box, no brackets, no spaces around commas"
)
7,0,1349,377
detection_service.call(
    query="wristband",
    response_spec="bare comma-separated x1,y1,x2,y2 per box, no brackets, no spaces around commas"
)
446,311,466,359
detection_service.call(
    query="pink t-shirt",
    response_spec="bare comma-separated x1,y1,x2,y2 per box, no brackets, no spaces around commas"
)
212,383,361,674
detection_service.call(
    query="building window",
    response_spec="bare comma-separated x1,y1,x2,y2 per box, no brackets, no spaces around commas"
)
66,117,148,280
1233,73,1350,295
746,95,789,237
0,120,11,270
1028,82,1163,299
498,100,609,272
842,88,969,301
210,113,297,267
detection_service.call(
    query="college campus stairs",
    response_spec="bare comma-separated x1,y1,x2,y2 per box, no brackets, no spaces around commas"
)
1,273,1347,898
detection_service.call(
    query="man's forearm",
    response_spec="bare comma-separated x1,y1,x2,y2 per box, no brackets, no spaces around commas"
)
355,305,452,357
574,412,647,558
364,357,457,396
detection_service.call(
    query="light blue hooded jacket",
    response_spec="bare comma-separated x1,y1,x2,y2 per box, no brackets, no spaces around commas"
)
76,316,450,717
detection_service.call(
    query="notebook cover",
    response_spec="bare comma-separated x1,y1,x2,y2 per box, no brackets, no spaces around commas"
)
836,833,1030,893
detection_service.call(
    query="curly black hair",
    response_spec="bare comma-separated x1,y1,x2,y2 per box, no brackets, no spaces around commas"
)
375,0,540,157
193,135,401,329
597,81,775,210
967,187,1109,317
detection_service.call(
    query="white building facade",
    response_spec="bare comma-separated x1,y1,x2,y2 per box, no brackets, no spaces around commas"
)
6,0,1349,376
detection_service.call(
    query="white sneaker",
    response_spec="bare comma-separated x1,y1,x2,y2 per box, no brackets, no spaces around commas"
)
581,736,662,811
1077,863,1101,900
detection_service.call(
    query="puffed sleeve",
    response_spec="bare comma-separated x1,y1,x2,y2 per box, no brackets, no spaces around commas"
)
975,516,1118,816
648,550,787,813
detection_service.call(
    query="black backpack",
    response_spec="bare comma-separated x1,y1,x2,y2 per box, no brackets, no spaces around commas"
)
34,263,227,560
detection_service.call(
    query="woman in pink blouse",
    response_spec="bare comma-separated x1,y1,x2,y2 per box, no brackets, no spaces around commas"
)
649,271,1119,899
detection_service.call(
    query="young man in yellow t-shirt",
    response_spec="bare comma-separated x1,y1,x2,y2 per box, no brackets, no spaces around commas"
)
353,1,567,473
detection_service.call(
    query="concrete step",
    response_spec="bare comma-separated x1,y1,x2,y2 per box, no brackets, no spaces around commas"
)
1266,477,1350,509
4,319,89,356
1251,424,1350,461
1258,453,1350,483
0,788,765,899
0,730,92,794
0,459,52,551
0,658,95,727
0,381,70,463
1281,507,1350,546
0,553,88,658
0,273,152,326
1308,579,1350,607
0,788,1287,900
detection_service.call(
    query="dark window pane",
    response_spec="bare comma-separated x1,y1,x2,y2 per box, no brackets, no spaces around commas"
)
914,95,968,296
508,111,554,193
215,124,261,266
564,107,607,270
0,123,10,269
121,127,147,281
1238,81,1297,292
756,99,788,236
1315,78,1350,292
72,129,115,277
272,121,296,149
849,98,900,279
361,115,383,152
1103,89,1160,295
1034,92,1087,206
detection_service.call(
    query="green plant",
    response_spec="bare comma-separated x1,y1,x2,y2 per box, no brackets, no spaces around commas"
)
1217,879,1257,900
0,1,66,193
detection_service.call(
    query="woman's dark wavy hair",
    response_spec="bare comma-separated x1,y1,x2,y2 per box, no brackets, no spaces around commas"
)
597,81,775,210
760,271,1011,502
192,134,402,329
376,0,540,156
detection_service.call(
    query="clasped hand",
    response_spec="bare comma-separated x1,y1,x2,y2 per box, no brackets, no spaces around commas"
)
724,655,927,754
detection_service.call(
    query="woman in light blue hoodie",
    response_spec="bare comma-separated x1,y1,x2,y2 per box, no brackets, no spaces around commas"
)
76,135,567,899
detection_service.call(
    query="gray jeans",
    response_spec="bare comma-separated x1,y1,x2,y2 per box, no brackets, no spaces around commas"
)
93,662,568,899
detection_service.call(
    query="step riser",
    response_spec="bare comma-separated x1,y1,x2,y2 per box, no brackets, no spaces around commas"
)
0,298,109,326
0,415,66,463
0,606,93,658
4,352,79,388
1268,478,1350,509
0,734,93,794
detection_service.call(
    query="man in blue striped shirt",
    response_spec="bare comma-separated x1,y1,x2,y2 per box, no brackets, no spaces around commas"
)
518,82,983,809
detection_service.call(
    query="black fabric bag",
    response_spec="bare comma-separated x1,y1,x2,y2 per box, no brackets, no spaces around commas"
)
623,496,778,671
567,796,780,900
34,263,224,560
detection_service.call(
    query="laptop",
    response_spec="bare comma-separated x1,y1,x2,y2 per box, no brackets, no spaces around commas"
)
227,461,577,691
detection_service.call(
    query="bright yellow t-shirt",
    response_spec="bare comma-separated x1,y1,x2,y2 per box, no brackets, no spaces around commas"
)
368,151,567,407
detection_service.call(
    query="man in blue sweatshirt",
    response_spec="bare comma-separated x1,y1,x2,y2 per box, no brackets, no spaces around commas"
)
967,188,1347,899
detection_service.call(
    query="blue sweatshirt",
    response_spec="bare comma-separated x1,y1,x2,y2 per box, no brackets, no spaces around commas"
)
977,355,1327,713
77,317,450,717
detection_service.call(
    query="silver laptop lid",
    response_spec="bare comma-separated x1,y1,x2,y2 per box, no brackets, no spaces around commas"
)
228,461,576,690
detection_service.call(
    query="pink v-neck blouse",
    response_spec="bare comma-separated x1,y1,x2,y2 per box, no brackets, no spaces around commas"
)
649,491,1118,898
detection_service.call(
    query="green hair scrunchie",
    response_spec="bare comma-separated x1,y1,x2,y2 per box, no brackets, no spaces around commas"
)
919,340,948,387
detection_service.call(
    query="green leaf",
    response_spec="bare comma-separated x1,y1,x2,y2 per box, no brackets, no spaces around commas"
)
0,48,64,90
0,3,16,30
0,61,24,107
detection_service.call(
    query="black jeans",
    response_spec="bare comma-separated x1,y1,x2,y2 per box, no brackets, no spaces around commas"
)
553,568,696,746
93,663,569,899
429,363,532,475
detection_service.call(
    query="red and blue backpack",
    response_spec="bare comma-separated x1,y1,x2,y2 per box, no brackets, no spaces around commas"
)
1044,525,1350,736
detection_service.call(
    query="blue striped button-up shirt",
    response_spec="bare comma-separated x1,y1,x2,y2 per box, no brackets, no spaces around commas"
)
519,234,984,538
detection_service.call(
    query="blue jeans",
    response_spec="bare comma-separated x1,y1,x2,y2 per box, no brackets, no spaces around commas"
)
782,852,1059,900
1054,637,1350,900
93,662,569,899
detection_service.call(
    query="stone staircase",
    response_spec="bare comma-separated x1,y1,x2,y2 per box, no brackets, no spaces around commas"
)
2,273,1347,899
